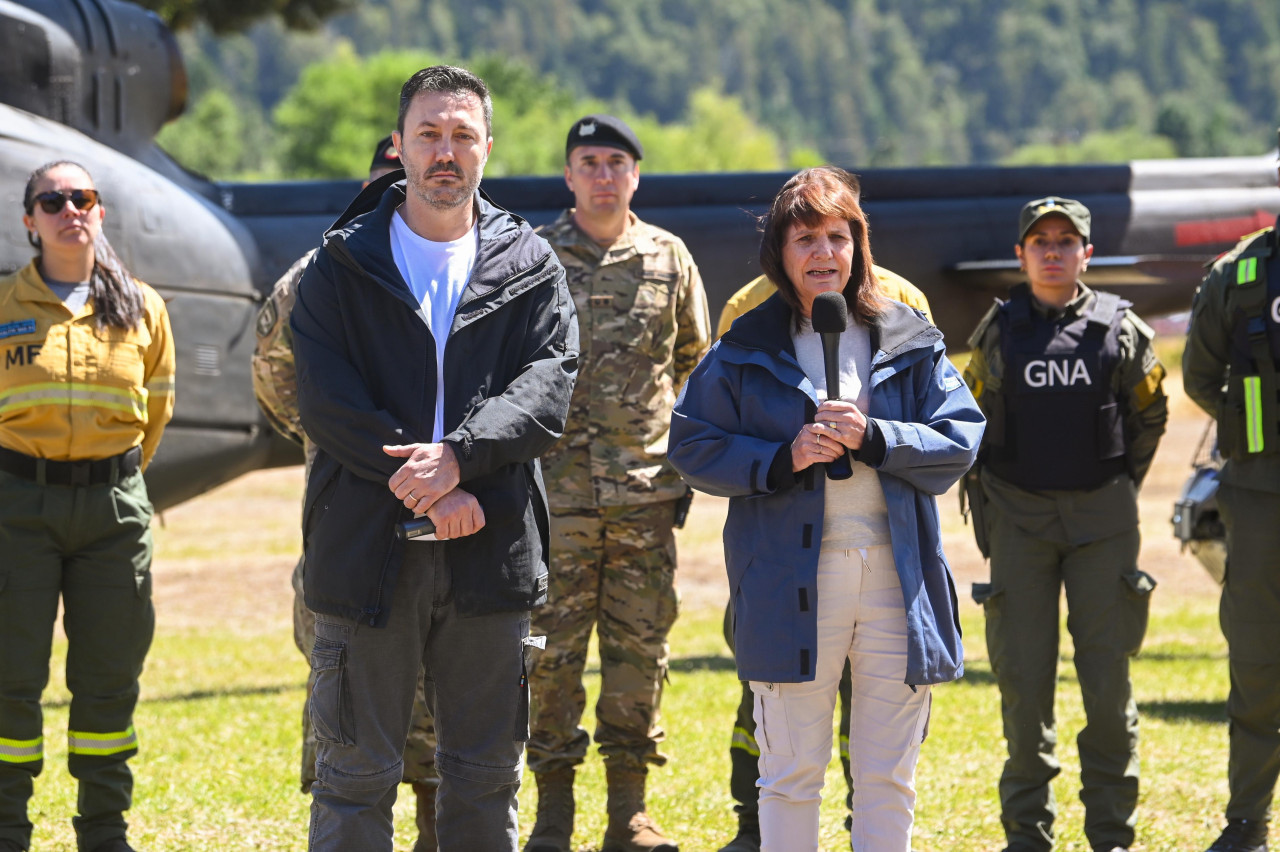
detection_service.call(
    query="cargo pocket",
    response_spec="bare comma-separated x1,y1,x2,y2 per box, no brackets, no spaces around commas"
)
310,628,355,746
110,474,154,531
1121,570,1156,656
749,681,794,757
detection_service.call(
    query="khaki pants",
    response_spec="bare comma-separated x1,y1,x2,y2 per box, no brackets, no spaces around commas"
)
751,546,929,852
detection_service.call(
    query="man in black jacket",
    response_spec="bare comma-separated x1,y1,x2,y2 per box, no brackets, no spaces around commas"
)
291,65,579,852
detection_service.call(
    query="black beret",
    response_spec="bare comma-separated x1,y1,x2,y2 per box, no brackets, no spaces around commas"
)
370,134,401,173
565,114,643,161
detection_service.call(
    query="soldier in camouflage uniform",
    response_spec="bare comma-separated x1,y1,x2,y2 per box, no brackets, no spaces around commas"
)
251,136,440,852
525,115,710,852
964,198,1167,852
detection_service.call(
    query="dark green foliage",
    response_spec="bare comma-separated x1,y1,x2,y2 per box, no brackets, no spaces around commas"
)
138,0,354,33
155,0,1280,177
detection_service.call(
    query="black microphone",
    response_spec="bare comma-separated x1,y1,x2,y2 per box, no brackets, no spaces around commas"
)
396,490,521,540
810,291,853,480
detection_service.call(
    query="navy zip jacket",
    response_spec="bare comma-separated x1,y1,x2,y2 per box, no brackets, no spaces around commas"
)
291,177,579,626
669,293,984,685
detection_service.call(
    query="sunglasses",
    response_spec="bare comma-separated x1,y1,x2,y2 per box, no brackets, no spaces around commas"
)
31,189,100,215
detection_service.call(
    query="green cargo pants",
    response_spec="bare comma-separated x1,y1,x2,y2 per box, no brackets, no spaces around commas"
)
976,516,1153,852
0,468,155,852
1218,483,1280,822
291,555,437,792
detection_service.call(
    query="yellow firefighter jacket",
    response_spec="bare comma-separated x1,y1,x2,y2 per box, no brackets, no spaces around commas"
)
0,261,175,467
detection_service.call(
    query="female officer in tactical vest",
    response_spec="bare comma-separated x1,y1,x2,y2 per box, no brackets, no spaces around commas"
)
0,161,175,852
964,197,1167,852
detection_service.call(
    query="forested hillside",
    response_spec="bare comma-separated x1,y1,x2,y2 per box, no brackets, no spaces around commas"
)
153,0,1280,179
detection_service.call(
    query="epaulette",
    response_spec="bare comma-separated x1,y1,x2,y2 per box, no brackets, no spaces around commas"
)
1215,226,1275,268
966,298,1001,349
1126,310,1156,341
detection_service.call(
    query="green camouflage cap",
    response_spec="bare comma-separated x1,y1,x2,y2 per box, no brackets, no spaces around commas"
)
1019,196,1091,243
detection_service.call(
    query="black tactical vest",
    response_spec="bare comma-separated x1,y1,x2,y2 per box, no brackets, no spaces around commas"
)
984,283,1129,491
1222,230,1280,459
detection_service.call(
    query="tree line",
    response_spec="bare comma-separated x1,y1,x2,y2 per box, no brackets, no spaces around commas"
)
149,0,1280,180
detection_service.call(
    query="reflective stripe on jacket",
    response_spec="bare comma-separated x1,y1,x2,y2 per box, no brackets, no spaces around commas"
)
0,261,175,467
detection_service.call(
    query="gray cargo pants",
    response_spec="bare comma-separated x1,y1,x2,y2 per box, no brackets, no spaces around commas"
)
307,541,532,852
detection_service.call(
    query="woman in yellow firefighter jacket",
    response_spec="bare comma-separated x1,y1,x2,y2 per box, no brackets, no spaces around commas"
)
0,161,174,852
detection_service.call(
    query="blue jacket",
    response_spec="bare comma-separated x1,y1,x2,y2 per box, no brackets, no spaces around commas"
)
668,293,984,685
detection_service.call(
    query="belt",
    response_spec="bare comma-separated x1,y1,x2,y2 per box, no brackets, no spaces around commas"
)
0,444,142,486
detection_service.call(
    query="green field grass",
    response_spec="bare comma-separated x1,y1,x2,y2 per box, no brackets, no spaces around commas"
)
24,594,1231,851
23,343,1226,850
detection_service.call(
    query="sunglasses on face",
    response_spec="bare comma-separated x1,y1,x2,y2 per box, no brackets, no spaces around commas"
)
30,189,100,215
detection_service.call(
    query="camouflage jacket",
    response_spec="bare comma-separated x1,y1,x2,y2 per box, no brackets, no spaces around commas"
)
539,210,710,508
252,248,319,470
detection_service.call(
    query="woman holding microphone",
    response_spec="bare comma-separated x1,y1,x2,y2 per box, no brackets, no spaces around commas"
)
668,166,982,852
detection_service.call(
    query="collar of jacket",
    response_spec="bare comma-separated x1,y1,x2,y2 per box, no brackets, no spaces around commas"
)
542,209,658,265
320,176,537,314
8,261,65,307
719,290,943,384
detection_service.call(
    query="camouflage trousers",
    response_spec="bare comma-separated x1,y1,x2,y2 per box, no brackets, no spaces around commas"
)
527,501,680,774
292,555,437,792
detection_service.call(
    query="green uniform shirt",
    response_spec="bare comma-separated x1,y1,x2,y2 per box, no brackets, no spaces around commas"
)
1183,225,1280,494
964,282,1169,545
538,210,711,508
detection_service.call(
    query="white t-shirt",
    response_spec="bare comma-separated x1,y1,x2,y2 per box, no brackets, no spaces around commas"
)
390,210,478,442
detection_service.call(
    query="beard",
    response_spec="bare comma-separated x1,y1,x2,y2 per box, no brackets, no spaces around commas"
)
407,159,484,211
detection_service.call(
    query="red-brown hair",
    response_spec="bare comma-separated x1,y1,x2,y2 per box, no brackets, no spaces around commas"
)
759,166,884,325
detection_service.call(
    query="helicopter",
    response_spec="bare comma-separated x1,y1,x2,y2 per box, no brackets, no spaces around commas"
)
2,0,1276,511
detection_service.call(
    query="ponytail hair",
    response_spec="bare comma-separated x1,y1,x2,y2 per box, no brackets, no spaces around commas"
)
23,160,144,331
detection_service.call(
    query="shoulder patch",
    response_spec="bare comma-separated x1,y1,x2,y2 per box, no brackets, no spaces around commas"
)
1216,226,1275,269
0,319,36,340
255,299,278,338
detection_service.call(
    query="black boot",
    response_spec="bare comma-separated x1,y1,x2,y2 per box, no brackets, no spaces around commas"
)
716,809,759,852
1206,819,1269,852
90,840,137,852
